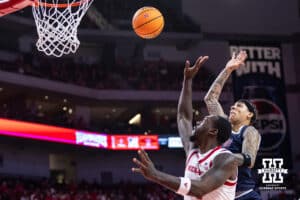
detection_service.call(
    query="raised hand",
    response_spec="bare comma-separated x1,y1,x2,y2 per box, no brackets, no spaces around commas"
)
225,51,247,71
184,56,209,80
132,150,158,181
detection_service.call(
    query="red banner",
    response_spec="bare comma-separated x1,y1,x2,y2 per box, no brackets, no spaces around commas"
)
110,135,159,150
0,118,159,150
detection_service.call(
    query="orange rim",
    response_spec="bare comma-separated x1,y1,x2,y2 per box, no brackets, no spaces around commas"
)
33,0,90,8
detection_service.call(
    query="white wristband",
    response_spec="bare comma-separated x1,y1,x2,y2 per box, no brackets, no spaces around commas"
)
176,177,191,196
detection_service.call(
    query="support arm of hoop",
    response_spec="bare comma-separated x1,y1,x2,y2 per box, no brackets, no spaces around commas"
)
32,0,91,8
0,0,33,17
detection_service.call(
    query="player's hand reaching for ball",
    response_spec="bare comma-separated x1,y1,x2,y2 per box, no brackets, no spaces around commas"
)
225,51,247,72
132,149,158,181
184,56,209,80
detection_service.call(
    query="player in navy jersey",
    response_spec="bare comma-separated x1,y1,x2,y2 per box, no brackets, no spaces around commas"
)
204,51,261,199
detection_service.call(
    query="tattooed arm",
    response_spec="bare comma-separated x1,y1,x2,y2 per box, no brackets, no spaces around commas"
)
231,126,261,167
233,126,261,168
177,56,208,155
204,68,230,117
242,126,261,168
204,51,247,117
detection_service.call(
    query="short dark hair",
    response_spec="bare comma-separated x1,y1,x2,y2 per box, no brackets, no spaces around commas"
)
213,116,232,145
237,99,257,124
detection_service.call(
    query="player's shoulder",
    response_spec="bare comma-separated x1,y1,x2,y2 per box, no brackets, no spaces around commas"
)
213,151,237,169
244,125,260,136
213,147,232,156
186,148,199,160
187,148,199,155
245,125,257,130
214,147,234,162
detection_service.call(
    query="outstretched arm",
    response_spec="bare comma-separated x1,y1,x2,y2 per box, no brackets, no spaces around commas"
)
204,51,247,117
132,150,237,199
177,56,208,155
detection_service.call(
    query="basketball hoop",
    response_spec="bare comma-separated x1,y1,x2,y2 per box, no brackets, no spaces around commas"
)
32,0,94,57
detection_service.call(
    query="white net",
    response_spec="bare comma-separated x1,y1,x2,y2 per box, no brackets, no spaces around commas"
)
32,0,94,57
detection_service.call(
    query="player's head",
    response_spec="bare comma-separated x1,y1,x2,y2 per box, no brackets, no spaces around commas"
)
229,99,257,125
190,115,231,145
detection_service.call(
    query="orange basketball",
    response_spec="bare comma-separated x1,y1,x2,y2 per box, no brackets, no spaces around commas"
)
132,7,164,39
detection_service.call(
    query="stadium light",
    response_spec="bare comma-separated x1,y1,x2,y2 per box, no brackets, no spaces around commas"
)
129,113,141,125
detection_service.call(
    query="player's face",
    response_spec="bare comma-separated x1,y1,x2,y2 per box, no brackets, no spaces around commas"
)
229,101,251,124
192,116,214,142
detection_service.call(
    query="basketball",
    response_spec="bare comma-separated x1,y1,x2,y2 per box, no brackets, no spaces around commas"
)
132,7,164,39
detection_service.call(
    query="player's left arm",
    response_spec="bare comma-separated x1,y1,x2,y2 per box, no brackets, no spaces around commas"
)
238,126,261,168
132,150,237,199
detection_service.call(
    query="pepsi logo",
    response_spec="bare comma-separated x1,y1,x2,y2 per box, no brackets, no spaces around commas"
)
251,99,286,151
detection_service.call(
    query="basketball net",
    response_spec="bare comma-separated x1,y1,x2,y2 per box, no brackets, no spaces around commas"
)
32,0,94,57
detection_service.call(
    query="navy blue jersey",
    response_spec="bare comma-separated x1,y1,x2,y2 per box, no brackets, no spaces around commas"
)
223,125,256,192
